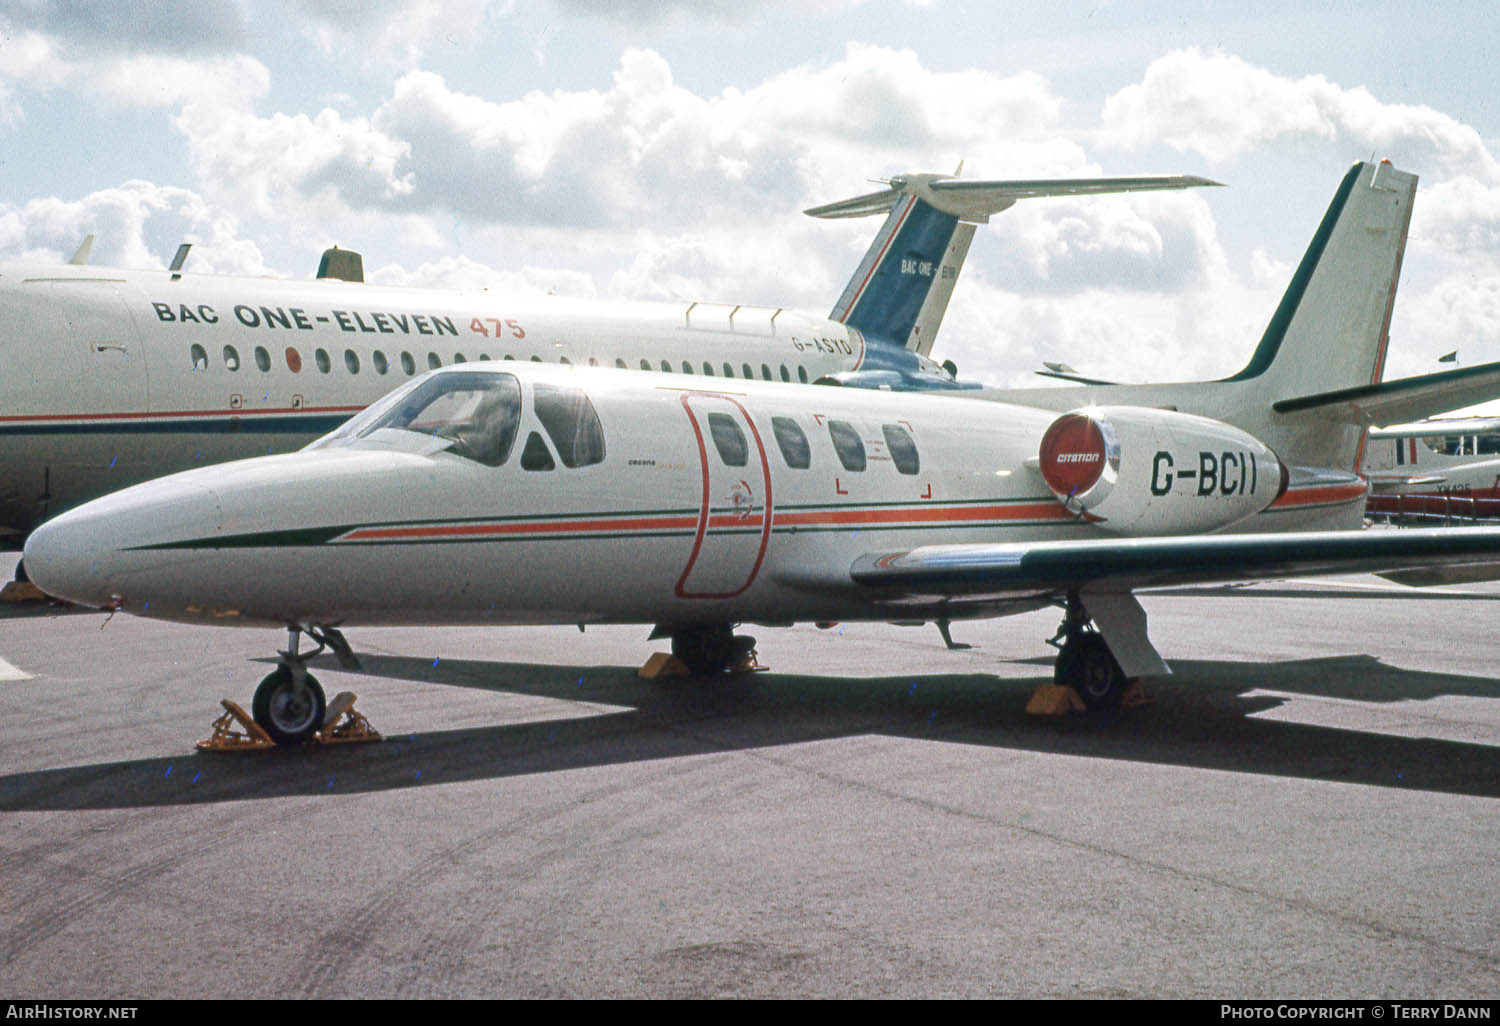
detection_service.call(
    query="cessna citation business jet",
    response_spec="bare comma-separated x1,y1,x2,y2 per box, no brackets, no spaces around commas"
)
0,172,1214,542
25,163,1500,744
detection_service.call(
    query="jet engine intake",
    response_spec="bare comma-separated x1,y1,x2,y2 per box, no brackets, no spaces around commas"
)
1037,407,1287,535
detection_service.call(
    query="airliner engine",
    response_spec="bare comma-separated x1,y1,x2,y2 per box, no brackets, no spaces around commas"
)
1037,406,1287,535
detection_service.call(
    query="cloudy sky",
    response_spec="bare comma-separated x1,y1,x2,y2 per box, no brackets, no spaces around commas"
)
2,0,1497,392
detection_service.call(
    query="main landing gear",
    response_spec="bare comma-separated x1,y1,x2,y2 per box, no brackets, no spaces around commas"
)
1049,594,1134,712
667,623,758,676
250,625,361,745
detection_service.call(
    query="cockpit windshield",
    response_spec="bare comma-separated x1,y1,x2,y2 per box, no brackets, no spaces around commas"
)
310,370,523,467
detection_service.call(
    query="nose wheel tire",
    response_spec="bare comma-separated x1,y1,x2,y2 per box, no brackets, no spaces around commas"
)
252,665,327,745
1055,632,1127,711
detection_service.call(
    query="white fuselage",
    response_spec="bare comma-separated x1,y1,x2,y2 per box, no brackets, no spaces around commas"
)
0,263,874,537
23,363,1364,630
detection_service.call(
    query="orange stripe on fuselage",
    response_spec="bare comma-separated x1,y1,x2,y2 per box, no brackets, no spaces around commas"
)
1268,481,1368,509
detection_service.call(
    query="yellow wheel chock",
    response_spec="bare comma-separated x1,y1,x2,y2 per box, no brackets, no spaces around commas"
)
1025,679,1153,716
637,649,769,679
638,652,691,679
197,700,276,751
316,691,382,744
197,691,381,751
0,580,46,604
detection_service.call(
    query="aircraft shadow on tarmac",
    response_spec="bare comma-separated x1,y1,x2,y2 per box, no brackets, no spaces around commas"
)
2,648,1498,812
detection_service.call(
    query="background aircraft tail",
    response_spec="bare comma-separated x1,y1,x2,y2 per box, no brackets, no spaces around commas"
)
807,172,1221,359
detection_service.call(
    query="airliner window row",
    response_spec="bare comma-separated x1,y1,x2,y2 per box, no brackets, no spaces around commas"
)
188,344,813,383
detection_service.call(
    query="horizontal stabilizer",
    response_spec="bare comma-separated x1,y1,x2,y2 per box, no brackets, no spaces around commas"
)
1273,359,1500,426
807,173,1221,223
1370,416,1500,438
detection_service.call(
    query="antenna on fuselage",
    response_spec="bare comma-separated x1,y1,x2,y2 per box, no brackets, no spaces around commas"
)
68,235,94,266
169,243,192,281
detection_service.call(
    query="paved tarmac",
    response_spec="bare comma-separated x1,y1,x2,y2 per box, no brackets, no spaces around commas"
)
2,552,1499,999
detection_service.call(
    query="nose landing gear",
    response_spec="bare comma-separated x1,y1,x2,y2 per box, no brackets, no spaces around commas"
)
250,625,360,745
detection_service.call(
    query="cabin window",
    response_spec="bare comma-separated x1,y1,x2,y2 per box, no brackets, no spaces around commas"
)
254,346,271,372
742,363,753,380
190,344,207,371
723,362,734,378
520,431,555,471
882,423,920,475
588,358,599,367
400,351,416,375
532,382,606,468
428,352,442,369
682,361,693,375
828,420,866,471
702,361,714,376
558,356,570,365
345,349,361,374
707,412,748,467
372,351,389,375
641,359,652,371
772,416,811,469
315,348,331,373
797,365,808,383
285,347,303,373
222,345,240,371
661,360,672,373
454,353,467,363
616,358,627,369
529,355,542,363
357,370,522,468
761,364,772,381
779,364,791,383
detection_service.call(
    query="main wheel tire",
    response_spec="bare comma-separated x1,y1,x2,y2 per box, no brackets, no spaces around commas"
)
252,665,327,745
671,625,735,675
1055,633,1127,711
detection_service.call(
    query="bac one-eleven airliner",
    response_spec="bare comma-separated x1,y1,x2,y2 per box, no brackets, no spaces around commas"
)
24,160,1500,744
0,170,1215,542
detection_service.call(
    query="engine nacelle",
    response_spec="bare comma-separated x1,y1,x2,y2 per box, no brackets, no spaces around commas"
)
1037,406,1287,535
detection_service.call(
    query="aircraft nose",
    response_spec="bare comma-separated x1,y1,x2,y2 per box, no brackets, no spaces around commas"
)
22,478,223,609
23,508,118,607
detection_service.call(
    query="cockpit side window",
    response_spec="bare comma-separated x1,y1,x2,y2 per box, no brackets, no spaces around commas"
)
520,431,556,471
532,383,606,468
352,371,522,467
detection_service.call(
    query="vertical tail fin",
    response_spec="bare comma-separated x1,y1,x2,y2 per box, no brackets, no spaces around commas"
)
1224,160,1415,396
808,172,1221,357
1220,160,1417,471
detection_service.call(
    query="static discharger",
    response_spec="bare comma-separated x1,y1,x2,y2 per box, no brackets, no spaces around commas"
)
197,691,381,751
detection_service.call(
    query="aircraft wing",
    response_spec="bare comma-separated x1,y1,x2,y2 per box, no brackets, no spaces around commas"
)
848,527,1500,598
